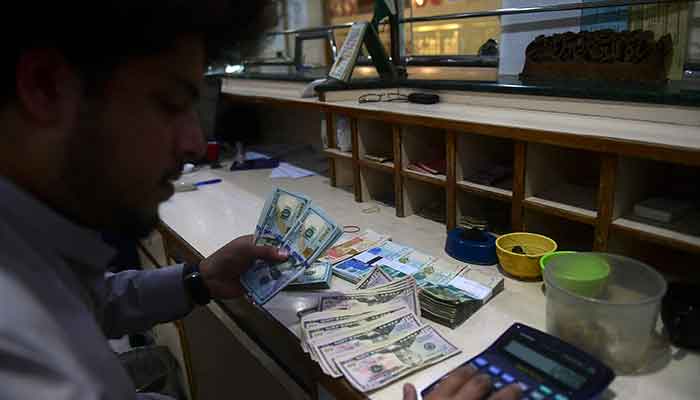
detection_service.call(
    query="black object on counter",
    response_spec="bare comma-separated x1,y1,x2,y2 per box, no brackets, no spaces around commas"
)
661,283,700,350
408,92,440,104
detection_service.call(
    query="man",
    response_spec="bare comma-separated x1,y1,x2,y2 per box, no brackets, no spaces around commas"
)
0,2,519,399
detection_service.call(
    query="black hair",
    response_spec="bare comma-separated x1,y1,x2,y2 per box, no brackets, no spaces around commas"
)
0,1,276,103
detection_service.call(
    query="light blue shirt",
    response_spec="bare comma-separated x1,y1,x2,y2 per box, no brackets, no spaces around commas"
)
0,177,193,399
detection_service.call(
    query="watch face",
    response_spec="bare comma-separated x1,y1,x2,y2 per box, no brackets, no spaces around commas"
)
186,271,211,305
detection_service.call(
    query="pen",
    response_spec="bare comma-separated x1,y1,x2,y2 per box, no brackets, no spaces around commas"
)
194,178,222,187
175,178,222,192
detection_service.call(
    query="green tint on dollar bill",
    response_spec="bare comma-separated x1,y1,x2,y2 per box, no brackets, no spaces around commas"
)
336,325,461,392
255,188,310,247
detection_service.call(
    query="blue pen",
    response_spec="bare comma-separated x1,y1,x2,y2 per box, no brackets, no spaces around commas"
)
194,178,222,187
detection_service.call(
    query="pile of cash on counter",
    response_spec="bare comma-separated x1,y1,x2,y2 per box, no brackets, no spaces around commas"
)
301,273,461,392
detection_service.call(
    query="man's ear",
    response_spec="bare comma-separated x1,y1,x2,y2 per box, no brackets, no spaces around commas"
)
15,48,82,125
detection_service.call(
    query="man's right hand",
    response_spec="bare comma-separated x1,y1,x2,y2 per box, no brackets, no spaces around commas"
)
402,365,521,400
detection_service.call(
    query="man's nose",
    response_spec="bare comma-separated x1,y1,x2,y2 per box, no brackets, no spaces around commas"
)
177,110,206,161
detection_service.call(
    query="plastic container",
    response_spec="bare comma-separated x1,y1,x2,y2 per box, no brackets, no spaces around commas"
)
445,228,498,265
495,232,557,279
539,251,576,272
544,253,667,374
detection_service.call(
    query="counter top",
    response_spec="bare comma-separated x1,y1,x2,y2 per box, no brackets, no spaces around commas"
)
159,165,700,400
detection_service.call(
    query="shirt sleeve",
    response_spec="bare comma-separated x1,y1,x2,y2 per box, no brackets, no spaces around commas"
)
99,265,193,338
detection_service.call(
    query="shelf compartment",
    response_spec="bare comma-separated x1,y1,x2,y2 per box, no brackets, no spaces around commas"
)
523,196,597,225
401,124,447,182
457,180,512,202
357,119,395,165
525,143,600,214
333,156,355,195
524,209,595,252
323,148,352,159
457,191,511,234
403,178,446,224
401,168,447,187
359,158,394,173
611,157,700,253
607,234,698,282
457,133,514,202
360,166,395,207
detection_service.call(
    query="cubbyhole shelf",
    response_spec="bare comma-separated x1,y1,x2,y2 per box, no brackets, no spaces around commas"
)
524,210,595,252
360,166,395,207
333,156,355,195
403,178,447,224
357,119,395,171
457,191,511,234
611,158,700,253
327,114,353,155
524,144,600,224
324,148,353,160
401,125,447,186
608,234,700,283
456,134,514,202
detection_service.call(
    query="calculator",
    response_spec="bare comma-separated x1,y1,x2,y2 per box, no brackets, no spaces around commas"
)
421,323,615,400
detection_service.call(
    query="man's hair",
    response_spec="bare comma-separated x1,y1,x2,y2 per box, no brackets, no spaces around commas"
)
0,1,275,103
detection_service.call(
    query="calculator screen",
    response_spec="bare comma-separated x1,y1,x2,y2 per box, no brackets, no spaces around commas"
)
503,340,587,390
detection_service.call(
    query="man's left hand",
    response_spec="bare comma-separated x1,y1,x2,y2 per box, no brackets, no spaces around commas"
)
199,234,289,299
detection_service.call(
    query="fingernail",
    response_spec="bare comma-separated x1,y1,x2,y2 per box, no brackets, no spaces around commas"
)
278,248,289,257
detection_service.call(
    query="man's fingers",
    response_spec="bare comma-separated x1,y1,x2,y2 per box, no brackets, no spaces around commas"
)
403,383,417,400
430,365,479,398
252,245,289,261
488,384,522,400
454,373,492,400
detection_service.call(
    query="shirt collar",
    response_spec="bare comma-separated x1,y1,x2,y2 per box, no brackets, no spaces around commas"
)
0,177,115,272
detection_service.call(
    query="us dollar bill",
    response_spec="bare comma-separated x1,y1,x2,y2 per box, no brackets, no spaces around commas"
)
255,188,310,247
242,205,341,304
318,278,420,316
303,305,410,347
288,261,332,289
310,311,423,377
355,266,393,290
336,325,461,393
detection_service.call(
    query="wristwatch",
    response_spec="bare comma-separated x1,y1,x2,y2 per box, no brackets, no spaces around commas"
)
183,263,211,306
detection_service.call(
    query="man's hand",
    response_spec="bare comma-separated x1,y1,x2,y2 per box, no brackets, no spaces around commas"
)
402,365,521,400
199,234,289,299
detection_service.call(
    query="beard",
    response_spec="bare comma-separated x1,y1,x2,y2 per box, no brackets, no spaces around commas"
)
59,100,179,239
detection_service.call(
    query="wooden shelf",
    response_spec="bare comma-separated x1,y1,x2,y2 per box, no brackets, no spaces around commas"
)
359,158,394,173
323,148,352,159
523,196,597,225
457,180,512,202
611,218,700,254
402,169,447,187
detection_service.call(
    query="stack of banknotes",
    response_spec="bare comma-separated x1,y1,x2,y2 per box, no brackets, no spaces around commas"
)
300,273,461,393
325,236,505,328
240,188,343,304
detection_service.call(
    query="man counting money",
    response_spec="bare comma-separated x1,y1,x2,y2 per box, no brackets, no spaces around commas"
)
0,2,519,399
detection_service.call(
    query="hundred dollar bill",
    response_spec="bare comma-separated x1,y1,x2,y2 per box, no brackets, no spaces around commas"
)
336,325,461,393
301,301,406,333
355,266,393,290
288,261,332,289
242,205,341,304
318,279,420,316
311,311,423,377
255,188,310,247
318,230,390,265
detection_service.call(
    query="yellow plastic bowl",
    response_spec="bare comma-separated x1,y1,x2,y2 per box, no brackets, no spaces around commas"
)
496,233,558,279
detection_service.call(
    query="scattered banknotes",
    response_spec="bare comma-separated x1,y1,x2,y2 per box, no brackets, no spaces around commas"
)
336,325,461,392
288,261,333,289
374,248,436,281
333,241,412,284
355,266,393,290
318,230,390,265
318,276,420,316
310,310,423,377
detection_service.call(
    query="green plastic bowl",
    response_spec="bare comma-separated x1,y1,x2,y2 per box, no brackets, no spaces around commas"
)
540,251,577,272
548,253,611,298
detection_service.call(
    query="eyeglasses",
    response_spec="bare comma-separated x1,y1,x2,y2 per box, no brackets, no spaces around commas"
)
358,92,409,104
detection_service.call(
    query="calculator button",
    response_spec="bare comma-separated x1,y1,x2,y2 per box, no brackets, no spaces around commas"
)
501,373,515,384
529,392,546,400
488,366,502,376
539,385,553,395
493,381,504,390
474,357,488,367
518,382,530,392
554,395,569,400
